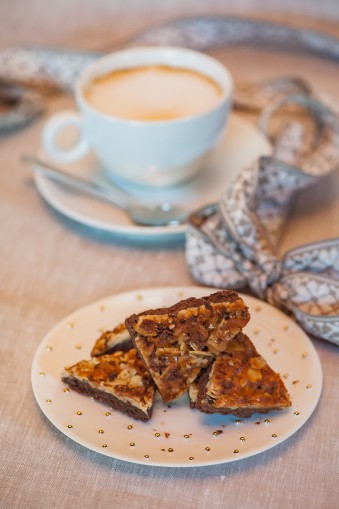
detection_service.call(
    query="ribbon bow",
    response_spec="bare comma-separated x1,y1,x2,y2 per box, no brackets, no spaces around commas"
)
186,94,339,345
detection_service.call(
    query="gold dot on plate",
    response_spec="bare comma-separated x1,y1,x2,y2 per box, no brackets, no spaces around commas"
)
154,433,161,438
74,344,82,350
213,430,223,436
45,345,53,351
98,305,105,312
168,448,174,452
264,419,270,424
283,325,289,331
283,373,289,379
306,384,312,389
67,425,73,429
234,449,239,454
102,444,107,448
254,306,261,312
127,425,133,430
98,429,104,434
63,388,70,393
302,352,308,358
76,411,82,416
39,371,45,376
129,442,135,447
135,294,143,301
45,399,52,403
189,456,194,461
144,454,149,458
294,411,300,416
183,434,190,439
240,437,246,442
253,329,260,335
105,412,111,416
272,434,277,438
97,327,104,333
273,348,280,354
67,322,75,328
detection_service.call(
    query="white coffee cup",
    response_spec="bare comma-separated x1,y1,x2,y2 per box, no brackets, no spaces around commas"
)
42,46,233,187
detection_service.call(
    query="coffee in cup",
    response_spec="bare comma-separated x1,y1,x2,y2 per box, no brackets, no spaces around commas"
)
42,47,233,188
84,65,223,122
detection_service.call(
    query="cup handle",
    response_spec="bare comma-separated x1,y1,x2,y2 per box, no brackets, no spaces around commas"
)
42,110,89,163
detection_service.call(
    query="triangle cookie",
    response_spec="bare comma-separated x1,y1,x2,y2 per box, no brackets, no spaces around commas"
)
125,290,250,402
189,332,291,417
91,323,132,357
62,349,155,421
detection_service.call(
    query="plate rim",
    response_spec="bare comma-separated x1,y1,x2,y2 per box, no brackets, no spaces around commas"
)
31,286,323,467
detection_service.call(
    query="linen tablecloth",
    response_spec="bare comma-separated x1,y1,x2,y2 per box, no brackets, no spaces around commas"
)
1,2,338,508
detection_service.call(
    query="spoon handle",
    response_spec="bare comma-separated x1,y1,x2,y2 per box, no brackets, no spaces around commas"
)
21,154,132,210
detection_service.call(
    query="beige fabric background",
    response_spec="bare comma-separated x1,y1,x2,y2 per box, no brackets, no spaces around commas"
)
0,1,338,508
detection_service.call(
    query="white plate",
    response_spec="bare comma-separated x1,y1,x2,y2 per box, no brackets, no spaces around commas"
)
31,286,322,467
34,113,271,240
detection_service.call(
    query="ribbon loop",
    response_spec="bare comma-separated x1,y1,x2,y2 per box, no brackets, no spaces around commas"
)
186,83,339,345
282,239,339,275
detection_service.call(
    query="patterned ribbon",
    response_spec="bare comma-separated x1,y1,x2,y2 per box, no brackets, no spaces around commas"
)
0,80,44,133
1,15,339,92
186,92,339,345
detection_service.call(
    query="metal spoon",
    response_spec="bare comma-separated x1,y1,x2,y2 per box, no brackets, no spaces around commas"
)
22,155,188,227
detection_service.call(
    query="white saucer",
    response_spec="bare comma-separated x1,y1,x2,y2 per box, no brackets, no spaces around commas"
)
34,113,271,240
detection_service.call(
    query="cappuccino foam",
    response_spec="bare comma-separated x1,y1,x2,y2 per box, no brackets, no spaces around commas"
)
85,65,223,121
